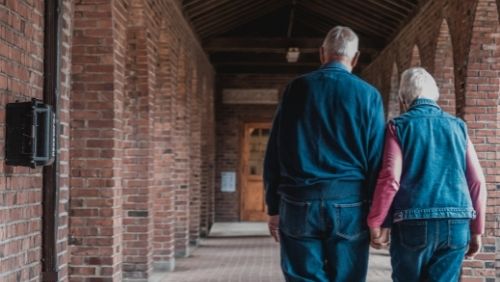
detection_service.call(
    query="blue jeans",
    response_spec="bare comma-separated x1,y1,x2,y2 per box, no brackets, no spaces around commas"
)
279,196,369,282
390,219,470,282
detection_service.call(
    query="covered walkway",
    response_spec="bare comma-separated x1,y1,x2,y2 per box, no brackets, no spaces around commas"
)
0,0,499,281
154,223,391,282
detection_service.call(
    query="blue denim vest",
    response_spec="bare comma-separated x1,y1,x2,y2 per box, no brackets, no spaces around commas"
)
391,98,475,222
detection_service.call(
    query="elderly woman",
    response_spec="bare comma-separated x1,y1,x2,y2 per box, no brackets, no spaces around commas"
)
367,67,487,282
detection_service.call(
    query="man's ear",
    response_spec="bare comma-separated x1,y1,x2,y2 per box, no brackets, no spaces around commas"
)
351,51,360,69
319,47,325,64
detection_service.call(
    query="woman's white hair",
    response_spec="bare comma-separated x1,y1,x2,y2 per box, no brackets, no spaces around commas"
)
322,26,359,59
399,67,440,104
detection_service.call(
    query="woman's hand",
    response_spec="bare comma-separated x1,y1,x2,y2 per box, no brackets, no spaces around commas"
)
268,215,280,242
466,234,482,259
370,227,390,249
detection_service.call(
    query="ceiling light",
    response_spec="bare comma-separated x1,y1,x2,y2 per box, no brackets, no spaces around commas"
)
286,47,300,63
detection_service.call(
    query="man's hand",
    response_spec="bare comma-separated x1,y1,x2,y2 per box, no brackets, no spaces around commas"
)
466,234,482,259
268,215,280,242
370,227,390,249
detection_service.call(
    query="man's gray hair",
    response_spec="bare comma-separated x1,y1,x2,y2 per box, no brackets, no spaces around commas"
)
322,26,359,59
399,67,440,104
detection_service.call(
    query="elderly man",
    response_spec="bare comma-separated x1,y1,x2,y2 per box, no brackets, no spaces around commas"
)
264,26,385,281
368,67,486,282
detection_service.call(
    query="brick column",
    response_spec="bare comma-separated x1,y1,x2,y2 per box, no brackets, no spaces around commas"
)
151,21,177,272
189,65,202,246
200,77,216,237
174,49,191,257
462,0,500,280
434,20,456,115
69,0,128,281
121,1,155,280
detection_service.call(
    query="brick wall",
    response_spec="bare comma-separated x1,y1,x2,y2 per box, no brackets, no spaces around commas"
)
69,0,215,281
215,74,292,221
361,0,499,280
0,0,73,281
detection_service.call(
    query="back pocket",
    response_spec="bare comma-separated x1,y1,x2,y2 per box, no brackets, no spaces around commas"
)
448,219,470,249
334,201,368,240
279,197,309,237
398,220,427,250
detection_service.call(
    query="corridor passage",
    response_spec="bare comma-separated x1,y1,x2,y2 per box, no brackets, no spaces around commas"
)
157,223,391,282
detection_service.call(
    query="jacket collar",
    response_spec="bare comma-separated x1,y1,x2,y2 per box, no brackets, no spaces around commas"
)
320,61,350,72
409,98,440,110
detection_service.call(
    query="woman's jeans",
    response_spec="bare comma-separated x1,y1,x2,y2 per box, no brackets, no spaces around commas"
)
279,196,370,282
390,219,470,282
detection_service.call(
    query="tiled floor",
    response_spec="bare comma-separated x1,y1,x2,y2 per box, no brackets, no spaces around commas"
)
156,223,391,282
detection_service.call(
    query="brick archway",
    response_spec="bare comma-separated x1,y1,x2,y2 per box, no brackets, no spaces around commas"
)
410,44,422,67
387,62,400,120
434,19,456,115
462,0,500,279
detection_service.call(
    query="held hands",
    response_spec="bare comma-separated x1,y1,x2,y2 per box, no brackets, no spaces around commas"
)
370,227,390,249
268,215,280,242
465,234,482,259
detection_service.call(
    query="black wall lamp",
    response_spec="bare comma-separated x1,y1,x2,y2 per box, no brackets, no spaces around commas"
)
5,99,56,168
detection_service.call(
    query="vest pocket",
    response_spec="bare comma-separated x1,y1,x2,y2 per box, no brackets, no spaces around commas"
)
398,220,427,250
334,201,368,240
279,197,310,237
447,219,470,249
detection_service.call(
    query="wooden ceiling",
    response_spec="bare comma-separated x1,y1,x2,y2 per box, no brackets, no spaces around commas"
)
182,0,424,74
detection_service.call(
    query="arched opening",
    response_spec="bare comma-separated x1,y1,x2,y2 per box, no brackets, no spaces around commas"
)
463,0,500,276
387,63,400,120
410,44,421,67
434,20,456,115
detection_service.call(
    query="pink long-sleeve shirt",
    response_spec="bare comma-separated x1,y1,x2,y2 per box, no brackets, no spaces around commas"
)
367,124,487,235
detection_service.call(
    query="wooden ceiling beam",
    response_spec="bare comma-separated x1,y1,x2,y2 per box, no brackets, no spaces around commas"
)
329,0,402,25
204,37,382,54
309,0,399,32
184,0,229,19
378,0,414,12
194,0,269,32
346,0,406,22
215,60,370,74
191,0,256,24
182,0,206,9
300,2,389,38
215,65,318,74
200,0,288,38
210,52,320,65
365,0,409,17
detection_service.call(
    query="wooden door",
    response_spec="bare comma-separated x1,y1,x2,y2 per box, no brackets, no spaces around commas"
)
240,123,271,221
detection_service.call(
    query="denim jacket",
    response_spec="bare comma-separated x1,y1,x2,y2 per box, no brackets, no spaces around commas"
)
264,62,386,215
391,99,476,222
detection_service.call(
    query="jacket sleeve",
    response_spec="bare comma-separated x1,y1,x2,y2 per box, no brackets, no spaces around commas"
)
367,124,402,228
264,105,282,216
465,138,487,235
366,91,386,198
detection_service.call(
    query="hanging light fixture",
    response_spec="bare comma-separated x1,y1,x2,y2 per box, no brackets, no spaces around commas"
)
286,47,300,63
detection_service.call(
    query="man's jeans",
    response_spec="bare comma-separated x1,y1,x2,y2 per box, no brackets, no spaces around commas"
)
278,196,369,282
390,219,470,282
